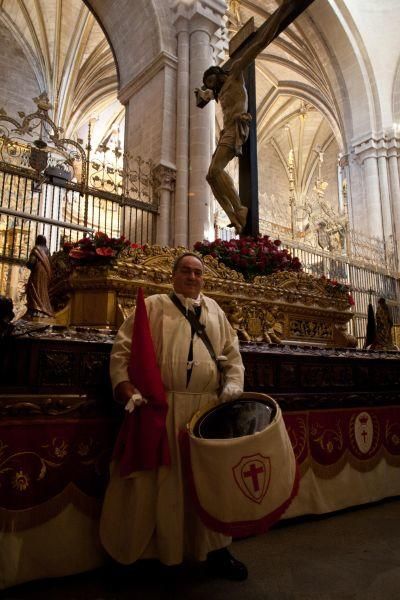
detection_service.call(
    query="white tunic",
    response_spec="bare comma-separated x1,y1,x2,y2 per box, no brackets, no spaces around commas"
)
100,293,244,565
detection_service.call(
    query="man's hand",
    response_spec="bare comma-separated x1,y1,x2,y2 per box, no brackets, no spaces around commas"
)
114,381,148,413
125,393,148,413
219,382,243,403
114,381,137,404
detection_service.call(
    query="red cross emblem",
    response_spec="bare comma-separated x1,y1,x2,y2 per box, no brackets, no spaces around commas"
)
232,454,271,504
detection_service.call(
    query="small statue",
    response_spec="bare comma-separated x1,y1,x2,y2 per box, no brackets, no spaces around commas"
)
0,296,14,338
263,306,284,344
25,235,54,318
332,323,357,348
225,300,251,342
370,297,396,350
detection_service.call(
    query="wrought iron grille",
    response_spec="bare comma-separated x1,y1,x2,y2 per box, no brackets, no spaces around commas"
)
214,222,400,348
282,239,400,347
0,95,159,316
0,95,158,266
0,168,157,263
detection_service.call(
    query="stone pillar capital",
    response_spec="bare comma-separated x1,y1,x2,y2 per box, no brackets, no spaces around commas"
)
172,0,226,36
352,133,400,163
174,14,189,35
153,163,176,192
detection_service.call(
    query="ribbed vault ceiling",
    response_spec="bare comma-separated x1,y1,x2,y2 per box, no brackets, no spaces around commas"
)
0,0,121,140
1,0,341,205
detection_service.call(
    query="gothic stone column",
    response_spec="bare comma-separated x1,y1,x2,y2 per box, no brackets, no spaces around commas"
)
388,147,400,267
377,151,394,263
353,133,400,270
172,11,190,247
362,154,384,239
172,0,225,248
118,52,178,245
153,164,176,247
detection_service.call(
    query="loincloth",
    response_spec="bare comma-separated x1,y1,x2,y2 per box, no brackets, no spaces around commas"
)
217,113,252,157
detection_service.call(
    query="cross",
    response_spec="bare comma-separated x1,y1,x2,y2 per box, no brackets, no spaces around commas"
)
243,462,265,492
196,0,316,237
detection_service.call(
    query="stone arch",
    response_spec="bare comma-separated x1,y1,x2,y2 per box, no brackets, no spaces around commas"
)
316,0,382,140
392,57,400,126
83,0,176,91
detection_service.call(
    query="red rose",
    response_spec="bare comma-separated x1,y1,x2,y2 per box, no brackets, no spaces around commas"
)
95,247,116,257
78,237,92,245
69,247,95,259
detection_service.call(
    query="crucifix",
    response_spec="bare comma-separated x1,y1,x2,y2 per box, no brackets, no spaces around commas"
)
195,0,316,236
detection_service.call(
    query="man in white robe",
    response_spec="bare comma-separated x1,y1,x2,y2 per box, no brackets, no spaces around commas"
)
100,252,247,580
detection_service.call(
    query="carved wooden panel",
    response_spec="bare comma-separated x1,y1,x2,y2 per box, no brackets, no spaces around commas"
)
38,351,75,385
289,319,332,340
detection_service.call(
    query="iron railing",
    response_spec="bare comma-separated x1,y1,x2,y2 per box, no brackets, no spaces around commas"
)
214,222,400,347
0,95,158,265
0,166,157,264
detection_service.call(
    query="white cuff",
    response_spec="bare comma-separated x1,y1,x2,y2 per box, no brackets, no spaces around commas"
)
125,393,148,413
219,383,243,403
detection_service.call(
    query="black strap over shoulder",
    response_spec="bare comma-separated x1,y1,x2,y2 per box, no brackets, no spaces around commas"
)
169,293,223,372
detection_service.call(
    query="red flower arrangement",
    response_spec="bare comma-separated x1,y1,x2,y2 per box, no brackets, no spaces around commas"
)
320,276,355,307
193,235,302,280
63,231,139,264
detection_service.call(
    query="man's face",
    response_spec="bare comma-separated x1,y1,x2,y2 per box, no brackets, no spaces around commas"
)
172,255,204,299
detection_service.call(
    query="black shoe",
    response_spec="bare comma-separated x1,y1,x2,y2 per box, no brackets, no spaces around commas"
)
206,548,248,581
159,563,183,581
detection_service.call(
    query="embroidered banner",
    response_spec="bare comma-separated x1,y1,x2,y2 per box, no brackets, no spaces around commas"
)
0,418,116,530
1,406,399,531
284,405,400,476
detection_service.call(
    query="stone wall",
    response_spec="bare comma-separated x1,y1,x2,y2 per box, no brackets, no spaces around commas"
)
0,24,40,117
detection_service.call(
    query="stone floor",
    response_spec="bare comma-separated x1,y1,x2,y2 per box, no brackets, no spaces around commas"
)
2,498,400,600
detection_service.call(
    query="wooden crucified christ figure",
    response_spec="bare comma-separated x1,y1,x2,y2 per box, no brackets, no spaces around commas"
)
195,0,315,235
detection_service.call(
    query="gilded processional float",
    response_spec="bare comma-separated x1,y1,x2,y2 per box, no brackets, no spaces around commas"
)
49,235,356,349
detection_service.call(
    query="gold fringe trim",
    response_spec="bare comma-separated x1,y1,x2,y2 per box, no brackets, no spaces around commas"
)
310,451,349,479
383,448,400,468
309,447,400,479
346,447,384,472
0,483,101,533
